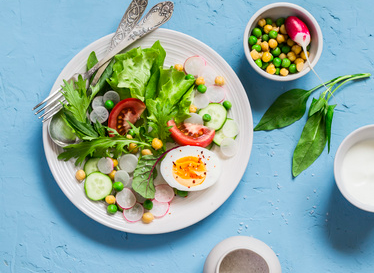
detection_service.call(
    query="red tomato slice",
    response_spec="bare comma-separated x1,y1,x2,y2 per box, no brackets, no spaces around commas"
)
167,120,215,147
108,98,146,136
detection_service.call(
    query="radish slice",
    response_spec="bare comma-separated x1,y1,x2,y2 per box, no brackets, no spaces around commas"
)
198,66,216,86
116,188,136,209
114,170,131,188
97,157,113,174
220,138,238,157
184,56,206,77
206,85,226,103
222,120,239,138
184,113,203,125
123,202,144,222
193,92,210,109
119,154,138,173
90,106,109,123
134,191,146,204
103,90,120,105
154,184,174,203
92,96,104,109
150,200,170,218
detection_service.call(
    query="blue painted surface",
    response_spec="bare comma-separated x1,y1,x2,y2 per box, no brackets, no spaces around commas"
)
1,0,374,272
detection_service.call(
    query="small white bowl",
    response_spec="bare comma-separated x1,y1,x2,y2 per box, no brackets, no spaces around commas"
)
203,236,281,273
334,125,374,213
243,2,323,81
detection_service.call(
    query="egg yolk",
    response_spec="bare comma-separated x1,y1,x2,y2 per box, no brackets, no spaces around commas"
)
172,156,207,188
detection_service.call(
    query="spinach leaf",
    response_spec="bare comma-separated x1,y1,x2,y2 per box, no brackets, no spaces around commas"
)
132,155,158,199
90,59,115,98
62,110,99,139
308,97,327,117
325,104,336,153
292,111,327,177
254,89,312,131
87,51,98,70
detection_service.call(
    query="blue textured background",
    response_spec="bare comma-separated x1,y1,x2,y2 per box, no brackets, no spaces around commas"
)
1,0,374,272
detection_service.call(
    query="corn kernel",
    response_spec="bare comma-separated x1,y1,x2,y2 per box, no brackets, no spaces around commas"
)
262,52,272,63
280,68,289,76
280,24,287,34
215,76,225,86
152,138,163,150
272,26,280,32
258,18,266,27
141,149,153,156
279,53,287,60
109,170,116,180
261,41,269,51
126,134,133,139
174,64,183,72
128,143,139,154
105,195,116,205
256,38,262,45
264,24,273,33
75,170,86,181
250,49,261,60
272,23,277,28
287,38,295,47
276,34,285,44
268,39,278,49
195,77,205,85
296,62,304,72
287,52,296,62
291,45,302,55
189,104,197,113
142,212,155,224
294,58,304,64
112,158,118,168
266,64,276,75
300,51,310,60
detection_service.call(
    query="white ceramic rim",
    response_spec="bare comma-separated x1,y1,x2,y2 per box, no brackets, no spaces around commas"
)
243,2,323,81
42,28,254,234
334,124,374,213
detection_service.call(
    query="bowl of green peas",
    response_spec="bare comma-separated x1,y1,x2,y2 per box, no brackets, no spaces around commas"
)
243,2,323,81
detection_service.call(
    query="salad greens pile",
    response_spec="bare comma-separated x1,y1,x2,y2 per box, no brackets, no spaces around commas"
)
254,73,371,177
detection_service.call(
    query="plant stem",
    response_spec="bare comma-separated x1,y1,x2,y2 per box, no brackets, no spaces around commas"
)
327,73,371,100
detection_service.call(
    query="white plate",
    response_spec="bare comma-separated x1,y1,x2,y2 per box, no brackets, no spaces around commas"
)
43,28,253,234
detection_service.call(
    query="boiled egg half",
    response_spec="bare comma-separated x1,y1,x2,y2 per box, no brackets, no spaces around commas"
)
160,146,222,191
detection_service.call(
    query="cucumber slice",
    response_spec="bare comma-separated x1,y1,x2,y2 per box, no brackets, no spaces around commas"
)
84,158,100,176
213,118,236,146
84,172,112,201
198,103,227,130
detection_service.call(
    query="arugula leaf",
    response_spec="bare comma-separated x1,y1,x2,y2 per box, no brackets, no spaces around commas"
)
254,89,312,131
175,85,194,124
292,111,327,177
132,155,158,199
325,104,336,153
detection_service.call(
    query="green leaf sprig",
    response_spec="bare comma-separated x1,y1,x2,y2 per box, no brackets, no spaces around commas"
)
255,73,371,177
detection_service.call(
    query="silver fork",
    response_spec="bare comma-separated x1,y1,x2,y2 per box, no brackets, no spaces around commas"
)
32,0,148,120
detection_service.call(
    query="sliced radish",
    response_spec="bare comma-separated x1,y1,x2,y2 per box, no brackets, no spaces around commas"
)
193,92,210,109
114,170,131,188
134,191,146,204
123,202,144,223
222,120,239,138
206,85,226,103
116,188,136,209
150,200,170,218
198,66,216,86
90,106,109,123
154,184,174,203
97,157,113,174
92,96,104,109
220,138,238,157
184,113,203,125
103,90,120,105
184,56,206,77
119,154,138,173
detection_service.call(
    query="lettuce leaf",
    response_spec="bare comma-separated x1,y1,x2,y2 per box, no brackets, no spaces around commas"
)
145,41,166,101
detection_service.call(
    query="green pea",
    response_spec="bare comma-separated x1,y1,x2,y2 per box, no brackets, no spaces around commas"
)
104,100,114,110
255,59,262,68
262,62,269,70
289,64,297,73
223,100,232,110
127,129,136,137
271,47,281,56
113,181,124,192
269,30,278,39
176,190,188,197
281,58,291,68
265,18,273,25
278,43,284,49
248,35,257,45
197,84,207,93
252,27,262,38
262,34,269,42
107,204,118,214
275,68,280,75
203,114,211,122
273,57,282,67
269,55,274,62
282,45,291,54
252,44,261,52
143,199,153,210
307,44,311,51
185,74,195,80
276,17,285,27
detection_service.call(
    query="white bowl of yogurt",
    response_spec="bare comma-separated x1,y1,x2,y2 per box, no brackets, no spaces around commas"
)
334,125,374,212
